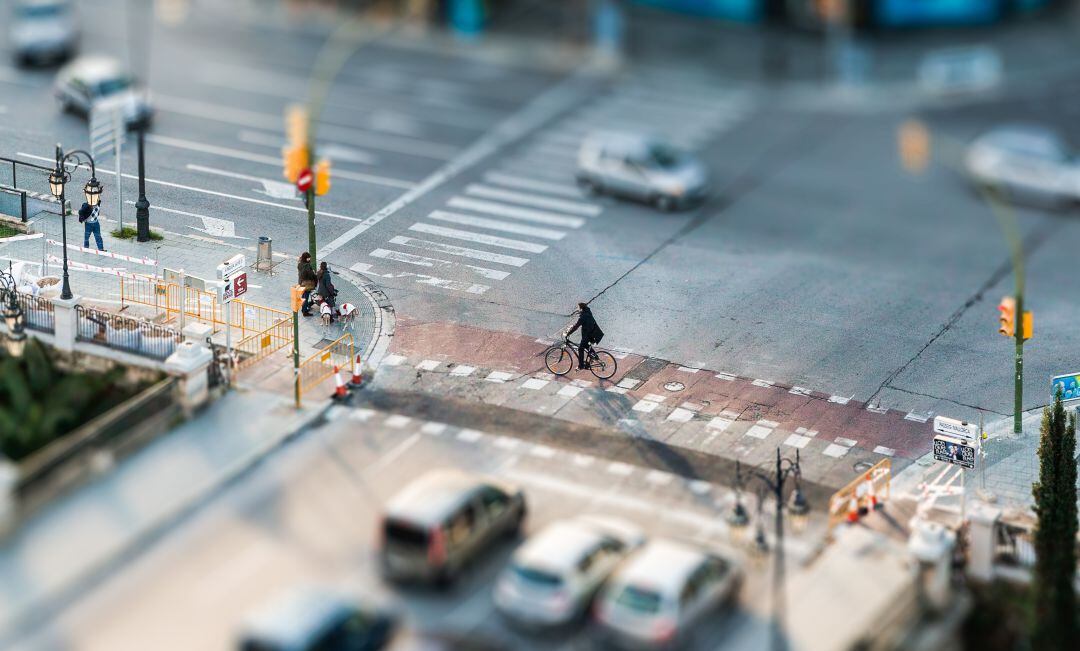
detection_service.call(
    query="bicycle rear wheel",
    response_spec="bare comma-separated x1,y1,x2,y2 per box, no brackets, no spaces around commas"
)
545,345,574,376
590,351,617,380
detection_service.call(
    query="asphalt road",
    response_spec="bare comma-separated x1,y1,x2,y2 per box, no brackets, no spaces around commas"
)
3,4,1079,435
16,405,777,651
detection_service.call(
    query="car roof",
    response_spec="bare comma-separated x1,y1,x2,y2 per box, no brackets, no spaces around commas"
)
241,588,365,649
513,520,607,574
978,124,1067,157
582,130,658,154
386,470,505,527
61,56,126,84
17,0,70,8
612,540,706,594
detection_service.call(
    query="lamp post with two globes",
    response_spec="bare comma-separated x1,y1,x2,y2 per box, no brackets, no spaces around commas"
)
48,144,103,301
0,265,27,358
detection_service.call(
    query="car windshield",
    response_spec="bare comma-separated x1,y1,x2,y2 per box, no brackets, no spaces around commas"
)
648,144,682,169
511,563,563,588
614,585,663,614
17,3,65,19
95,77,132,97
384,520,428,549
991,132,1067,161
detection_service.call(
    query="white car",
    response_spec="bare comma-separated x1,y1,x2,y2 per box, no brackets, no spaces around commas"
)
964,124,1078,208
9,0,78,66
593,539,740,650
54,55,153,127
576,131,709,211
494,515,644,628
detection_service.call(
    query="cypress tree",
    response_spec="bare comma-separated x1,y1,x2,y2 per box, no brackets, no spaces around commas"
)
1031,390,1078,650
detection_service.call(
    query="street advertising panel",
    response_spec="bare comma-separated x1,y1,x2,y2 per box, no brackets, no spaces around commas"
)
933,416,978,443
933,434,976,470
1052,372,1080,402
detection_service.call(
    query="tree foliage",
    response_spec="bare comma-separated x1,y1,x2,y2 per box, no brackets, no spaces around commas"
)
1031,390,1079,650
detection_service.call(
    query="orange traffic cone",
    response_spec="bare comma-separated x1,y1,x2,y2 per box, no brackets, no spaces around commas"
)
348,355,363,389
846,494,860,524
332,365,350,401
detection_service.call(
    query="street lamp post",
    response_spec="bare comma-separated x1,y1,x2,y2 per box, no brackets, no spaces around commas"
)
135,126,151,242
731,448,810,651
0,265,27,358
49,144,102,301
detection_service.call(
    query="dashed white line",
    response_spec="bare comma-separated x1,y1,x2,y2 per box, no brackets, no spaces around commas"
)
529,445,557,459
707,417,733,432
416,359,441,371
688,480,712,495
450,365,476,377
666,408,695,423
557,385,584,398
572,454,595,468
642,394,668,403
384,414,412,428
751,379,775,388
522,378,549,390
645,470,675,486
457,429,484,443
823,444,850,458
421,422,448,436
873,446,896,457
904,412,929,423
493,436,520,450
607,462,634,477
631,400,660,413
616,378,641,389
714,372,737,382
381,354,407,366
783,434,811,449
485,371,514,383
834,437,858,448
829,395,852,405
744,425,774,439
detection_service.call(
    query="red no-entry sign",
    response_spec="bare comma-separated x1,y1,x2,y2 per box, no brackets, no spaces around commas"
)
296,168,314,193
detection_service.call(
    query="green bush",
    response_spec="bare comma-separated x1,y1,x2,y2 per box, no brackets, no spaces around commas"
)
110,226,163,241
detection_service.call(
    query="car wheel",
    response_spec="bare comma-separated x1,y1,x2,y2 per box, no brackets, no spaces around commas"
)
655,195,676,212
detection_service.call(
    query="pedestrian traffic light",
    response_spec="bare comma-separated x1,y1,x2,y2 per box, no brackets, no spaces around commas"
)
898,119,930,173
315,158,331,196
290,285,306,313
282,144,308,183
998,296,1016,337
286,105,308,147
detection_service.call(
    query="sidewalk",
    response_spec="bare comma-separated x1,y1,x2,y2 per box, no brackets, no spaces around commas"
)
0,388,330,647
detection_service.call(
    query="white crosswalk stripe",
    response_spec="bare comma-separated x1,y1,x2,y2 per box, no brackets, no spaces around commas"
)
429,210,566,240
463,184,601,216
409,223,549,253
369,248,510,280
447,197,585,228
388,235,528,267
350,263,490,294
483,171,583,198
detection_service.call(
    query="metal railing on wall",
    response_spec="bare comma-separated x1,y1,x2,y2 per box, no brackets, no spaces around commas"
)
75,304,183,361
16,291,55,333
298,333,354,398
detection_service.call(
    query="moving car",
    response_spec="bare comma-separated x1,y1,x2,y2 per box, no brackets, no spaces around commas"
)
379,470,526,586
964,124,1078,208
494,515,644,628
9,0,78,66
54,55,153,127
575,131,708,211
593,539,740,650
237,587,396,651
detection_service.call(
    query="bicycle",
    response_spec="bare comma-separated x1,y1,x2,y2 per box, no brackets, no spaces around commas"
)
544,337,617,380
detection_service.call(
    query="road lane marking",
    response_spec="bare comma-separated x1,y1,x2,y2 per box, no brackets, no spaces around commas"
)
714,372,737,381
751,379,775,388
385,415,412,428
789,386,812,396
631,400,660,413
573,454,595,467
187,162,412,192
493,436,519,450
350,263,490,294
823,444,850,458
483,172,583,198
904,412,929,423
529,445,556,459
429,210,566,240
368,433,421,473
450,365,476,377
521,378,549,390
486,371,514,383
706,417,733,432
645,470,674,486
557,385,583,398
416,359,441,371
616,378,640,389
744,425,773,439
783,434,811,449
447,197,585,228
16,152,361,223
421,422,448,436
666,408,695,423
370,248,511,280
874,446,896,457
757,419,779,428
388,235,528,267
607,462,634,476
689,480,712,495
409,223,548,253
829,395,852,405
835,437,858,447
381,354,407,366
238,130,378,165
457,429,484,443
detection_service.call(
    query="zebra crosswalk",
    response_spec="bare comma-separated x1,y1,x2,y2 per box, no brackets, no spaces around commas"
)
353,74,754,296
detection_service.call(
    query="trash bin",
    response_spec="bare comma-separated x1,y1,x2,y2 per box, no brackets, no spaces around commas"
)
255,236,272,272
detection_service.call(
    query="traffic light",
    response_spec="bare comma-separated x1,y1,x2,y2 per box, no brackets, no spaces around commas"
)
998,296,1016,337
1022,310,1033,341
315,158,331,196
898,119,930,173
286,105,309,147
282,144,308,183
290,285,306,313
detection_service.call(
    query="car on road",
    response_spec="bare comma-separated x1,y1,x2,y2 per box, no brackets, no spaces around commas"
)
9,0,78,66
494,515,644,628
379,470,526,587
964,124,1079,208
54,55,153,127
237,587,397,651
593,539,740,650
575,131,708,211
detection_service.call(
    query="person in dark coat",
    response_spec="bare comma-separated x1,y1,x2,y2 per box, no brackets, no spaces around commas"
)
78,203,105,251
566,302,604,370
316,261,338,319
297,252,317,316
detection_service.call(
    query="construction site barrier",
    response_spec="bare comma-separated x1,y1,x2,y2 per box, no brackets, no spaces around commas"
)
234,316,294,371
827,458,892,534
298,333,354,399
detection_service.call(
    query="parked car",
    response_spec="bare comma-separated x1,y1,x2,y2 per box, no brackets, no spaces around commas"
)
379,470,526,586
575,131,708,211
388,631,507,651
237,587,396,651
494,515,643,629
9,0,78,66
593,540,740,650
964,124,1078,208
54,55,153,127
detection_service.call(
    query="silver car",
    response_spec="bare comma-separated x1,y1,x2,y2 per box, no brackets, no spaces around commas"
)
576,132,708,211
494,515,644,628
9,0,78,66
964,124,1079,208
54,55,153,127
593,539,740,650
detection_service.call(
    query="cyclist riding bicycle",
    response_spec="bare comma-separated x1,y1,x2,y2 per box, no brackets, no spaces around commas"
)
566,302,604,370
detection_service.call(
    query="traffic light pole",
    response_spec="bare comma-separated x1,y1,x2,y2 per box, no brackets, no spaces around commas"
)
294,309,301,409
1013,277,1024,436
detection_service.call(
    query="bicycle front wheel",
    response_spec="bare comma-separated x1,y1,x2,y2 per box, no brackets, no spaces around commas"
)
545,346,574,376
590,351,618,380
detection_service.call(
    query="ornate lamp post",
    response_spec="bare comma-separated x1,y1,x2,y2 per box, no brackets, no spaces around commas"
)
49,144,102,301
0,266,27,358
730,448,810,651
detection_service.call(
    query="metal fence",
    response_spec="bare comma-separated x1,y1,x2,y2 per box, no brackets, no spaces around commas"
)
995,522,1037,568
16,290,55,333
298,333,354,399
234,316,294,371
75,305,183,361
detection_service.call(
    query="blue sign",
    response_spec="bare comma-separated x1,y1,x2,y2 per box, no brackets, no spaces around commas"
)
877,0,1004,26
1052,372,1080,402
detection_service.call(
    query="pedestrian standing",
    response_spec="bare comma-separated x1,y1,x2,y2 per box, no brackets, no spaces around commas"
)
297,252,317,317
78,203,105,251
316,261,338,319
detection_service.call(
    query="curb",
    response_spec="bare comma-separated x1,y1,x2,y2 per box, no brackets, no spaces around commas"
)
338,266,395,372
0,394,334,648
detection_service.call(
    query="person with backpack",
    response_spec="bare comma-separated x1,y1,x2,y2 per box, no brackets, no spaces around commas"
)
566,302,604,370
78,202,104,251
